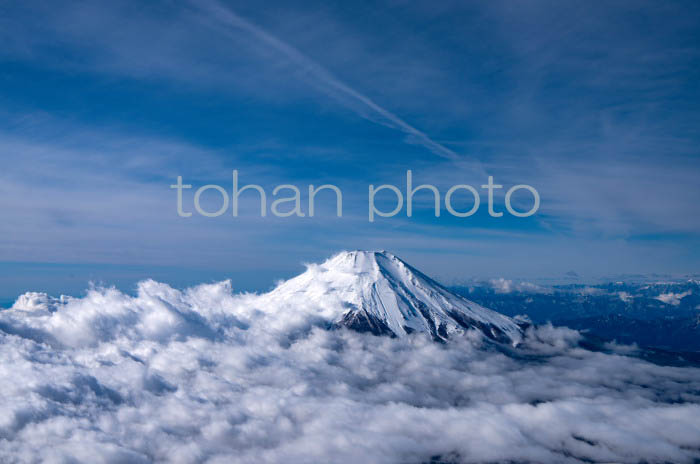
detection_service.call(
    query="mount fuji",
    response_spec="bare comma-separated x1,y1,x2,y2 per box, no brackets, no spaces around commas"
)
261,251,524,344
3,252,700,463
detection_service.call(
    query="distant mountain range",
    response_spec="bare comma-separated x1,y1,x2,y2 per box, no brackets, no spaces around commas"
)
452,280,700,352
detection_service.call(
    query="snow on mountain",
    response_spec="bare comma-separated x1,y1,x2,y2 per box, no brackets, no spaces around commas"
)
261,250,523,344
2,253,700,463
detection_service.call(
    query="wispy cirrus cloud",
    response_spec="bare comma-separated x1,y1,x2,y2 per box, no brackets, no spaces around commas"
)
0,0,698,289
191,0,462,162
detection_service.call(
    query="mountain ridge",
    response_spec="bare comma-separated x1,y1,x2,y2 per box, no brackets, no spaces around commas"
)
262,250,524,344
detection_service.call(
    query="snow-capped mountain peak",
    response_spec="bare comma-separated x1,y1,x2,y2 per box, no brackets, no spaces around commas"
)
263,250,523,344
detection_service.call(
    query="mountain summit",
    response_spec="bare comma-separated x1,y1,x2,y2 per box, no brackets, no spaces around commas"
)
264,251,523,344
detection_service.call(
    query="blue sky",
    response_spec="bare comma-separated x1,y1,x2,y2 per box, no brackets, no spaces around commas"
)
1,0,699,299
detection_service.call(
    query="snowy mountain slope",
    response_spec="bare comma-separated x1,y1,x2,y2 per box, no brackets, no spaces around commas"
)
3,254,700,462
261,251,524,344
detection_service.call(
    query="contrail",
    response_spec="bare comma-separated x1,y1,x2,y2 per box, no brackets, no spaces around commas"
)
193,0,460,161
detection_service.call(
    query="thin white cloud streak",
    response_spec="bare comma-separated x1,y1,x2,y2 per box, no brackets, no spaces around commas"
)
193,0,461,162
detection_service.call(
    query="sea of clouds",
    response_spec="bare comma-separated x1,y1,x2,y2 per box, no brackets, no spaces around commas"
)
1,279,700,463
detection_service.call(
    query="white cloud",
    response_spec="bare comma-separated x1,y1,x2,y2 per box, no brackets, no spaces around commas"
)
0,280,699,462
488,278,548,294
489,277,515,293
656,290,692,306
576,286,605,296
618,291,633,303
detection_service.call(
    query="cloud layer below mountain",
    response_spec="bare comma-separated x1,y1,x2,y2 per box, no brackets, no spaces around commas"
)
1,280,700,463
